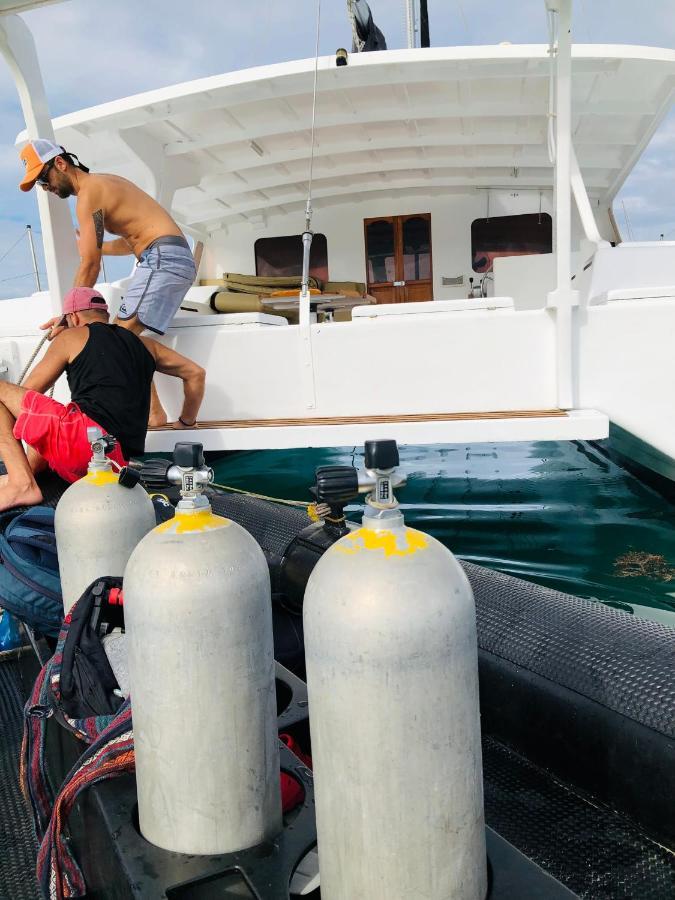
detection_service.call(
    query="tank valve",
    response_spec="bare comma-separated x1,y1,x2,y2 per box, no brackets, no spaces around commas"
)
358,439,406,522
312,465,359,536
166,442,213,511
86,426,117,470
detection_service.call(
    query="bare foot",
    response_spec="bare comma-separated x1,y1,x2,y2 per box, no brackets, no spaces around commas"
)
148,412,169,428
0,480,43,511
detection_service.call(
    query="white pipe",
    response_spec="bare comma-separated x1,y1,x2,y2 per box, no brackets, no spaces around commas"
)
405,0,416,49
0,15,78,312
546,0,578,410
570,145,607,246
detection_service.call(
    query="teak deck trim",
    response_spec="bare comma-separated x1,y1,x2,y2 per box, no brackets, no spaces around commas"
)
150,409,567,431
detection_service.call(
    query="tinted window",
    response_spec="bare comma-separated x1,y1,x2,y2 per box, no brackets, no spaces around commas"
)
255,233,328,281
366,219,396,283
471,213,552,273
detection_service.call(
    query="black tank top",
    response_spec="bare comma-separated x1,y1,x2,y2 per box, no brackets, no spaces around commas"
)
66,323,156,459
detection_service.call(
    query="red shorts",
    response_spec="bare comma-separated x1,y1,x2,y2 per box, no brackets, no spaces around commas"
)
13,390,127,484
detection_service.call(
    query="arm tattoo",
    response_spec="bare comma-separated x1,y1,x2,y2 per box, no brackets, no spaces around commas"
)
92,209,104,249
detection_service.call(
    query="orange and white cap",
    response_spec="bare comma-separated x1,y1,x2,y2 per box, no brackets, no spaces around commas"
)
19,139,62,192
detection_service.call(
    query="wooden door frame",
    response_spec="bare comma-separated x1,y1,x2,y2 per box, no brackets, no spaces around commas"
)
364,213,433,303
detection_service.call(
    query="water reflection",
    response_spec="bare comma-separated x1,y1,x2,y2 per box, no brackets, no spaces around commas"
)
211,440,675,625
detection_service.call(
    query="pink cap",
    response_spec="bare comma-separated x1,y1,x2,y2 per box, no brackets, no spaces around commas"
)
63,287,109,315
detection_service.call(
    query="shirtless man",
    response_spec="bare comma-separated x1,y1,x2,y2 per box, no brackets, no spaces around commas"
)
0,287,205,511
19,139,197,426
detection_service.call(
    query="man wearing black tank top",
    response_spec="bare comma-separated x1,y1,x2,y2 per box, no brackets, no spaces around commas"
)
0,288,205,511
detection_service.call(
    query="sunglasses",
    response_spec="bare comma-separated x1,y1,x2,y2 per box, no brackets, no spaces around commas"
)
37,159,56,186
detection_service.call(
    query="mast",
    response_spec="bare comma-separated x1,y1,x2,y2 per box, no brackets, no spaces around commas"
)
26,224,40,291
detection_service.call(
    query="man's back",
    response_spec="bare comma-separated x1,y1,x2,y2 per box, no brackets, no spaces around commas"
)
66,323,156,458
77,173,182,257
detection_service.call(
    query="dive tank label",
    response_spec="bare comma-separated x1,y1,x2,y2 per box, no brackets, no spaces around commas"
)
334,527,428,558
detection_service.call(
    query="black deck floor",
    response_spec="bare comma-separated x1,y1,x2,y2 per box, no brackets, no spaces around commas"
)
1,652,673,900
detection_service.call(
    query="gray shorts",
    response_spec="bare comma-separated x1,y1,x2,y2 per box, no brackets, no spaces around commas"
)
118,236,196,334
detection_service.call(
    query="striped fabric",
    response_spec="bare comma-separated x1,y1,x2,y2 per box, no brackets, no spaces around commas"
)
21,599,132,900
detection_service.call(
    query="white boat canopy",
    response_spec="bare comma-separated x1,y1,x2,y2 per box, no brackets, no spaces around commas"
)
19,44,675,235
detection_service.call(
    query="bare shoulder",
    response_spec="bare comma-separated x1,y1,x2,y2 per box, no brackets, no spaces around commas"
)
139,335,160,360
52,325,90,361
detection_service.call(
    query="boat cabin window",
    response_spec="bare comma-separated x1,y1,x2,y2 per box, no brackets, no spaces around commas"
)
255,233,328,281
471,213,552,273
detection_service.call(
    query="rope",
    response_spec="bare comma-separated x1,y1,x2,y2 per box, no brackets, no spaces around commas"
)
304,0,322,232
18,331,55,398
211,481,311,510
0,230,27,267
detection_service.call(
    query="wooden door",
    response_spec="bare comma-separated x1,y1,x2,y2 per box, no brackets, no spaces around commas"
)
364,213,433,303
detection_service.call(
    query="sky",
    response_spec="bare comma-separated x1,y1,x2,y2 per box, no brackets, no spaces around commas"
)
0,0,674,297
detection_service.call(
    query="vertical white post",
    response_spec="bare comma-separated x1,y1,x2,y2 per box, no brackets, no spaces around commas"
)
546,0,578,410
405,0,416,49
0,15,79,314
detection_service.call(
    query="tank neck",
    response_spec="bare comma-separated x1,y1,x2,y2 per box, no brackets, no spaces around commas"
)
362,502,405,531
176,495,212,514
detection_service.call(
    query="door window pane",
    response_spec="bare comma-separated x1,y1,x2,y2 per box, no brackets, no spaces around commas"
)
402,216,431,281
366,219,395,283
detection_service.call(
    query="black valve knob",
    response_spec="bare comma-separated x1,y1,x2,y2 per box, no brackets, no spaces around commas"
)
173,442,205,469
364,439,399,471
310,465,359,536
118,465,142,489
313,466,359,505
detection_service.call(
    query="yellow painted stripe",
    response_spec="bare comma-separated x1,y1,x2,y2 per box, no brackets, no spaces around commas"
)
83,469,118,486
155,509,231,534
334,526,429,558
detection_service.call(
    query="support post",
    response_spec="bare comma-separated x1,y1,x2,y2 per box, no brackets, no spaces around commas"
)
26,224,40,291
546,0,578,410
570,145,608,247
0,14,79,313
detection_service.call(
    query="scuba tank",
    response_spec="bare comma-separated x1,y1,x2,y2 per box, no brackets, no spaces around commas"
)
303,439,487,900
54,428,155,614
123,442,281,856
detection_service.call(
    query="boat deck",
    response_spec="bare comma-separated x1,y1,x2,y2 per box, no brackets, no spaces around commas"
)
2,649,673,900
146,409,609,452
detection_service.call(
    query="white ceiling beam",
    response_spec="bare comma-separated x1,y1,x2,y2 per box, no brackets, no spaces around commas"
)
178,169,610,226
196,154,618,201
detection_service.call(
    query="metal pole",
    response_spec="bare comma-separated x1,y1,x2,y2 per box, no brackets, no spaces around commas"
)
546,0,578,410
26,224,40,291
405,0,416,49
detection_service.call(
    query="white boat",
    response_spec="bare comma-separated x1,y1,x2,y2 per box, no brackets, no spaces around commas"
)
1,0,675,482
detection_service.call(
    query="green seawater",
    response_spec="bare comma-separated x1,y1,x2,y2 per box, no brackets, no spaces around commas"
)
209,440,675,626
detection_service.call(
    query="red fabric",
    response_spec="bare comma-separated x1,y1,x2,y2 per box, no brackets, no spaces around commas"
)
13,390,126,484
279,733,313,813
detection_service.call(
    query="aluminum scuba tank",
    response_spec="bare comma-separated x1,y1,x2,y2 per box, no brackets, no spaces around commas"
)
304,440,487,900
55,428,155,614
123,442,282,856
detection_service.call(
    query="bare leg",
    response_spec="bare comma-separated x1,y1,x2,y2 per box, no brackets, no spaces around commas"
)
0,400,42,511
113,314,168,427
27,446,48,476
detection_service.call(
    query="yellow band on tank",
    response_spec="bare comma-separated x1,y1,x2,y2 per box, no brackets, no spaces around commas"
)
83,469,119,486
334,526,429,558
155,509,231,534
